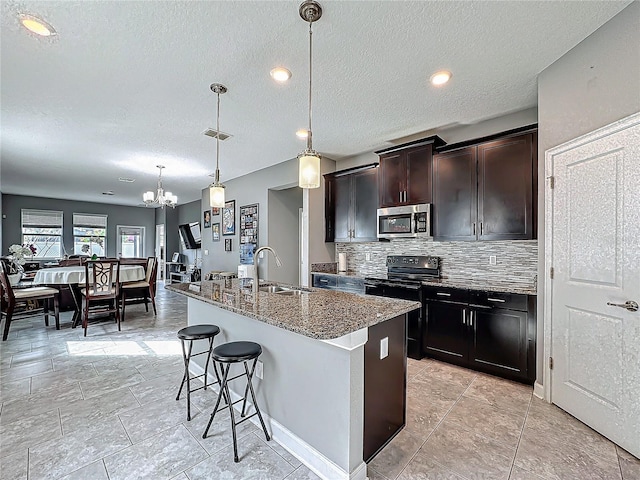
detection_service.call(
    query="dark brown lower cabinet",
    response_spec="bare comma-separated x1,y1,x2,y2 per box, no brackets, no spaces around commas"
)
364,314,406,462
424,287,536,383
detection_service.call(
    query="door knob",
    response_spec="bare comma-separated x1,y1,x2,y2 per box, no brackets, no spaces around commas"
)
606,300,639,312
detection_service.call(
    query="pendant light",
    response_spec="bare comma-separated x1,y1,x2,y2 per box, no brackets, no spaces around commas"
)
297,0,322,189
209,83,227,208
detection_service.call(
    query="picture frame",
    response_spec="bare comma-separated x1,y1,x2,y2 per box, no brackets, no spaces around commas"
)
212,223,220,242
239,203,259,264
212,207,220,216
171,252,180,263
223,200,236,235
203,209,211,228
225,238,232,252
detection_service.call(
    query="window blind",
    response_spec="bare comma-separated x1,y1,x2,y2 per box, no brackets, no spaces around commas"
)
73,213,107,228
21,209,63,228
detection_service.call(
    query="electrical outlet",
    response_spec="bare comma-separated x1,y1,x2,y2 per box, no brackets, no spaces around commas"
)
489,255,497,265
259,251,264,259
255,360,264,380
380,337,389,359
204,249,209,256
365,252,371,261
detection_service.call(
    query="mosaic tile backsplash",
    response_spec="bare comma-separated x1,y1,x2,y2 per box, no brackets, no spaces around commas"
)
335,239,538,292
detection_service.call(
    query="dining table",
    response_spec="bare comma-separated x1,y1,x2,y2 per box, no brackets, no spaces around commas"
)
33,265,145,327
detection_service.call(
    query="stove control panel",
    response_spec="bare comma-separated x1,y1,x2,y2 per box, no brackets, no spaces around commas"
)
386,255,439,270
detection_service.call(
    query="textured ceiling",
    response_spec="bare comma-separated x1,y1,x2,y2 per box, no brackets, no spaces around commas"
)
0,1,632,206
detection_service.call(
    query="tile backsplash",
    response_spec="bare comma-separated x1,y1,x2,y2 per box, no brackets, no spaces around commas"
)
336,239,538,292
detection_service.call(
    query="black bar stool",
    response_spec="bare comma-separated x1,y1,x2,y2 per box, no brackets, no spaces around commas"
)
176,324,221,421
203,341,270,462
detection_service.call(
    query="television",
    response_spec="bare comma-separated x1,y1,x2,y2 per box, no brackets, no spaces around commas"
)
178,222,201,249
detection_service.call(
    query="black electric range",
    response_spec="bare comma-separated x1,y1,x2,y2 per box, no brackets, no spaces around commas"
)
364,255,440,359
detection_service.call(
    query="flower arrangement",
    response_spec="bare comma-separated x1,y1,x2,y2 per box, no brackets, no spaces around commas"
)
6,244,37,274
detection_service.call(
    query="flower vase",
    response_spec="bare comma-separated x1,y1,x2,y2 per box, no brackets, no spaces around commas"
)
8,273,22,286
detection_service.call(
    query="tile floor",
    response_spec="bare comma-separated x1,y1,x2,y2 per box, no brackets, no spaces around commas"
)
0,285,638,480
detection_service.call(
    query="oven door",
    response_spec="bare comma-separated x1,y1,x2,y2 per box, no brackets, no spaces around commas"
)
365,281,425,359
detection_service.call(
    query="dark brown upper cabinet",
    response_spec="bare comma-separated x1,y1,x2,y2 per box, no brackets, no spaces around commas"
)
376,137,445,208
324,165,379,243
433,129,536,241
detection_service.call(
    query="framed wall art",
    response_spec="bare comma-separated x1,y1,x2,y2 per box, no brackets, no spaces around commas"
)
225,238,232,252
212,207,220,216
203,209,211,228
222,200,235,235
212,223,220,242
239,203,259,264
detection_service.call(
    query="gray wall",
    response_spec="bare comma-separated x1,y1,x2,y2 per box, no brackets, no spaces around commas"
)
267,187,303,284
337,108,538,170
536,1,640,385
177,200,202,267
1,194,156,258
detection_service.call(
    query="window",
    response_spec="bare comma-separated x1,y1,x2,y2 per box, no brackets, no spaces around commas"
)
73,214,107,256
117,226,145,258
21,209,64,259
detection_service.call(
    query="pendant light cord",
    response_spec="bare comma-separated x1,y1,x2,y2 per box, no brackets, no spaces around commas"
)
215,90,221,184
307,21,313,152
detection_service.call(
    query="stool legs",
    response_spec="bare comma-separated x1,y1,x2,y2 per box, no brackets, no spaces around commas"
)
202,358,270,463
176,336,218,421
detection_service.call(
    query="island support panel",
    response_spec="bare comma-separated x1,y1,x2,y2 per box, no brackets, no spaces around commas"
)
186,297,368,480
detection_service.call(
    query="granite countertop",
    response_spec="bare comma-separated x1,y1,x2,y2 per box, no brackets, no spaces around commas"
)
166,279,420,341
310,271,536,295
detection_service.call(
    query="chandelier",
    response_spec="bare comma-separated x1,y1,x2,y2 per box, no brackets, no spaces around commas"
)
143,165,177,208
297,0,322,189
209,83,227,209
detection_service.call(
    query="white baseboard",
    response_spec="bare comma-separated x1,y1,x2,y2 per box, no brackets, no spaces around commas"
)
533,381,544,399
188,363,367,480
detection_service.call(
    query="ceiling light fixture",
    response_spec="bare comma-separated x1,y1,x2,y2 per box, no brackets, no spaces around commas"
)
430,70,452,86
297,0,323,189
296,129,309,139
143,165,177,208
270,67,292,83
19,14,56,37
209,83,227,209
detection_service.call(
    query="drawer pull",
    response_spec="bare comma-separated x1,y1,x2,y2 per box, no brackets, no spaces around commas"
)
487,298,506,303
436,292,451,297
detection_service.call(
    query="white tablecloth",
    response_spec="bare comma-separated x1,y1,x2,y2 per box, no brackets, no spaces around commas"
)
33,265,145,285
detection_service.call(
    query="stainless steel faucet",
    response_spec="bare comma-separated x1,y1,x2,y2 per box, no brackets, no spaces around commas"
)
253,246,282,292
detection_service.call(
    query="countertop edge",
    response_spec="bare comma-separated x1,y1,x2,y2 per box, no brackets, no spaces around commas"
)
166,282,420,341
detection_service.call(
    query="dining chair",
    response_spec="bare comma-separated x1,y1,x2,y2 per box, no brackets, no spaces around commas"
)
121,257,157,322
0,262,60,341
80,259,121,337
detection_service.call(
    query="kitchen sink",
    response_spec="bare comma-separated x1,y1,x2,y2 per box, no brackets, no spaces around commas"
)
259,285,310,295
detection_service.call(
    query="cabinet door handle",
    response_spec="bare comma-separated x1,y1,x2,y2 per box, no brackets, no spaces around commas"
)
462,308,466,325
436,292,451,297
473,223,476,235
399,191,402,203
487,298,506,303
480,222,483,235
404,191,407,202
470,310,474,327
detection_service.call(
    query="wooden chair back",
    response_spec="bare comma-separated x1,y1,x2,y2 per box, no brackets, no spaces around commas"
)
0,261,16,307
85,259,120,298
145,257,157,284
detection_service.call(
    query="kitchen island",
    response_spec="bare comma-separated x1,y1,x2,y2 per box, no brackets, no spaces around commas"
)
167,279,420,480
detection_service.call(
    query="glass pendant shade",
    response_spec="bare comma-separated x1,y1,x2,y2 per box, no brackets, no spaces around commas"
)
298,151,321,189
143,191,154,203
210,183,225,208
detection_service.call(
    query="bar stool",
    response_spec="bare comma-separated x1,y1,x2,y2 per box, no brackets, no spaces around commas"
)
203,341,270,462
176,324,221,421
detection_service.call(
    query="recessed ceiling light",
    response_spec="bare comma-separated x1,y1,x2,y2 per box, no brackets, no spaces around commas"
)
296,129,309,139
118,177,135,183
270,67,292,83
430,70,452,86
19,14,56,37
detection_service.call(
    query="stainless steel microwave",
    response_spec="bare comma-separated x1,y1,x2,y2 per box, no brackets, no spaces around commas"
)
377,204,431,239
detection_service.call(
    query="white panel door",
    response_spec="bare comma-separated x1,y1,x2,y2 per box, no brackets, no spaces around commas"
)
547,113,640,457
